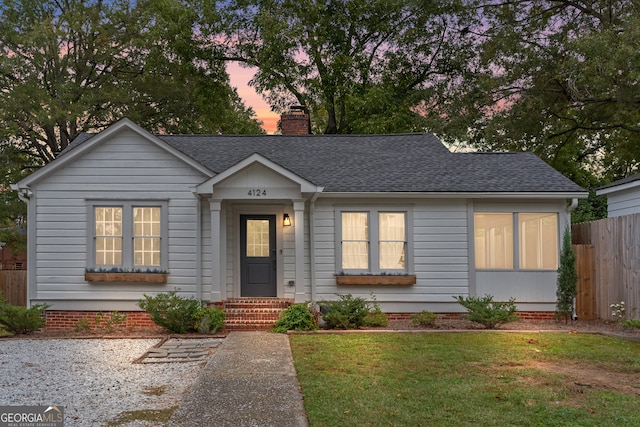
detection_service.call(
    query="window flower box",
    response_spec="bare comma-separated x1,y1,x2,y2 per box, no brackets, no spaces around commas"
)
84,272,168,283
335,275,416,286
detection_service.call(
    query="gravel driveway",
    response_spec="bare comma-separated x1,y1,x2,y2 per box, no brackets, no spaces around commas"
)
0,338,204,426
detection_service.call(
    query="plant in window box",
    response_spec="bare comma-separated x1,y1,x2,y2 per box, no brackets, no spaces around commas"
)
334,272,416,286
85,267,168,283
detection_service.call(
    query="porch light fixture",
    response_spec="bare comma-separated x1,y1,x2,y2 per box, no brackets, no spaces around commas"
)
283,213,292,226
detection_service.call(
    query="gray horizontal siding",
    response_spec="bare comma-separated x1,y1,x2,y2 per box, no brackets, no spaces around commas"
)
607,189,640,217
312,199,471,307
31,131,208,307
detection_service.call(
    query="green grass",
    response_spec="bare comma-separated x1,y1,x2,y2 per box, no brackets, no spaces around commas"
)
290,332,640,426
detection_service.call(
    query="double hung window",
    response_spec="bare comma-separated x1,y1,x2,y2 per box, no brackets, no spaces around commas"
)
90,202,166,270
340,209,408,273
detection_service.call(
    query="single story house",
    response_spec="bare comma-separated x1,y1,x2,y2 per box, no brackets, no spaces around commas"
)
13,116,586,327
596,173,640,217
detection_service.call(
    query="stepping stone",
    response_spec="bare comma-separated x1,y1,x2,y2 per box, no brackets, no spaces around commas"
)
178,344,199,350
162,343,180,349
187,351,209,358
168,352,190,358
146,349,169,357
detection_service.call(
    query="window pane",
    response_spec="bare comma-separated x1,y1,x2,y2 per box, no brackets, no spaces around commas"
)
342,213,368,240
135,238,161,266
474,213,513,269
519,213,558,270
380,213,405,269
342,213,368,269
342,242,369,269
95,207,122,266
246,219,270,257
380,242,405,269
134,207,161,266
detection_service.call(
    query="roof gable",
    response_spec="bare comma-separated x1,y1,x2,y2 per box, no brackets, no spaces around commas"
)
195,153,323,195
15,119,213,189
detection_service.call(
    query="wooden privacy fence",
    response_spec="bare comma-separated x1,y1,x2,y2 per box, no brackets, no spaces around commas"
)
573,244,596,320
0,270,27,306
572,213,640,320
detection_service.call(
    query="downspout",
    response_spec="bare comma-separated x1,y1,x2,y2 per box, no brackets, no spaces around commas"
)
191,189,203,302
309,192,321,303
566,197,578,227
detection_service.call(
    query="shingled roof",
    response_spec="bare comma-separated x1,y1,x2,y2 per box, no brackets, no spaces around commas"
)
63,131,585,194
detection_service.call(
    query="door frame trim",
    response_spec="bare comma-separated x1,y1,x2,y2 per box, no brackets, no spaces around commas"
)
232,205,285,299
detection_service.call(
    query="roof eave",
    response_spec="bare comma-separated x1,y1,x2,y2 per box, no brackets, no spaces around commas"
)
317,191,589,199
596,180,640,196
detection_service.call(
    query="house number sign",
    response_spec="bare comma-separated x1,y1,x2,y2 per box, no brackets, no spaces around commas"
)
247,189,267,197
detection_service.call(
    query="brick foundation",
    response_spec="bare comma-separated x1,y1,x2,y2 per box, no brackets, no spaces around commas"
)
44,310,155,330
43,308,556,331
516,311,556,320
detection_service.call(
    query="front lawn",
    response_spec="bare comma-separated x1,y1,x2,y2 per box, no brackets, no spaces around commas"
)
290,332,640,426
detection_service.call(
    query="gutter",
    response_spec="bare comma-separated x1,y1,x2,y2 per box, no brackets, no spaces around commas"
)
10,184,31,203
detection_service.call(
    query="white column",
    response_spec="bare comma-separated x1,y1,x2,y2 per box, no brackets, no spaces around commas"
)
293,200,306,301
210,200,222,302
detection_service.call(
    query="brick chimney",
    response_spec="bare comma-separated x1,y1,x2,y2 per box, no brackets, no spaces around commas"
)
279,106,311,135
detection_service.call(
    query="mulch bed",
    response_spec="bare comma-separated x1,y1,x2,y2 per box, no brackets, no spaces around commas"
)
3,318,640,340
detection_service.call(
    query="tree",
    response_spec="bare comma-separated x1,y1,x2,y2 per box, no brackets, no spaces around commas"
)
456,0,640,187
0,0,262,164
218,0,482,134
0,144,34,254
556,226,577,323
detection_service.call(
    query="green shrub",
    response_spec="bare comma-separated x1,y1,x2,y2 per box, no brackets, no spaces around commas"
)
0,302,50,334
94,311,128,332
411,310,438,327
621,319,640,329
556,226,577,323
363,311,389,327
273,303,317,333
194,307,225,333
138,291,202,333
319,294,371,329
454,294,518,329
75,318,92,332
362,293,388,327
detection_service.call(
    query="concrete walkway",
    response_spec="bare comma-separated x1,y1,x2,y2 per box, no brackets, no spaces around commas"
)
168,332,308,427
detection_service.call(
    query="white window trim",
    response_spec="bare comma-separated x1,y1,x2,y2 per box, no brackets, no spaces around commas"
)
335,206,413,274
87,200,169,271
474,211,559,271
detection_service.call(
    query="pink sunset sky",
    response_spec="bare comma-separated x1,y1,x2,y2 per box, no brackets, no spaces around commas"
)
227,62,280,134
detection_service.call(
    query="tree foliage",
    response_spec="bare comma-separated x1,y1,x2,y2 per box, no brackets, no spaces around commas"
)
218,0,481,134
459,0,640,187
0,0,262,164
0,145,34,254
